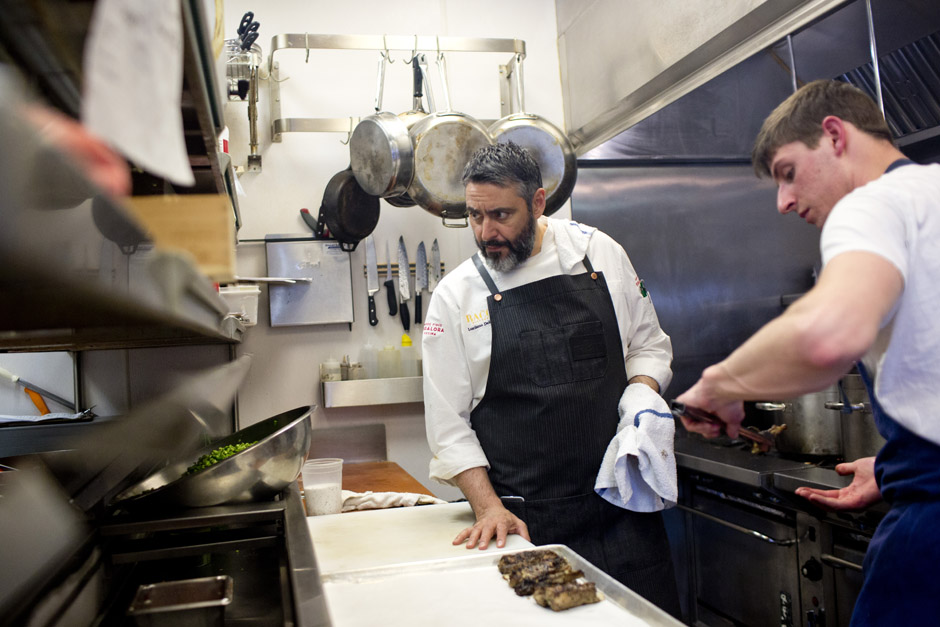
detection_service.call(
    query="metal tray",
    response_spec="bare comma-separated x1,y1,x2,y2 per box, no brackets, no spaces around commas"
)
320,544,682,626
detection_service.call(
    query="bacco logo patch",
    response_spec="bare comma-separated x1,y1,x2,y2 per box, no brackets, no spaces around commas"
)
465,308,490,332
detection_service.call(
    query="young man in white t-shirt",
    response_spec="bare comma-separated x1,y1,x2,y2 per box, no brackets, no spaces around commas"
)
677,79,940,626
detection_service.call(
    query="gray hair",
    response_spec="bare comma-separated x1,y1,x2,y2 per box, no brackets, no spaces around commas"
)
461,141,543,208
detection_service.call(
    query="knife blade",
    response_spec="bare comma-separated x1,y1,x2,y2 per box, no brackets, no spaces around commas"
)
384,240,397,316
429,238,441,292
397,236,411,331
364,235,379,326
415,242,428,325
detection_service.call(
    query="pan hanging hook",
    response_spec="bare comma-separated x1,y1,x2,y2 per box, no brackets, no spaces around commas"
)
340,117,354,145
436,35,444,64
401,34,418,64
381,34,394,64
305,32,311,63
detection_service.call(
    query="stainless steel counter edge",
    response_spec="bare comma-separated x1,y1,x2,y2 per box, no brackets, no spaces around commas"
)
675,436,843,491
284,484,332,627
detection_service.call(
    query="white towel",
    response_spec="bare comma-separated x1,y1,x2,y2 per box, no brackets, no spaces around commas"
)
341,490,447,512
595,383,677,512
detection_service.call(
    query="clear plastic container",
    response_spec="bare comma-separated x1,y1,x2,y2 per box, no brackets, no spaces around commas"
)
377,345,401,378
401,334,418,377
360,343,378,379
301,458,344,516
319,356,341,382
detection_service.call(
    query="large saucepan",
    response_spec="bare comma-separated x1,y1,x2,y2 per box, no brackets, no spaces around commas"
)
834,373,886,460
488,54,577,216
350,54,414,199
111,406,314,509
755,385,844,457
407,53,493,227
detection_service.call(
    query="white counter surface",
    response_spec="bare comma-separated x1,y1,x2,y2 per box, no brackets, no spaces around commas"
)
306,501,533,575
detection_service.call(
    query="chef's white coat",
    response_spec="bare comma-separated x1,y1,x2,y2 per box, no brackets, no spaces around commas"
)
422,217,673,486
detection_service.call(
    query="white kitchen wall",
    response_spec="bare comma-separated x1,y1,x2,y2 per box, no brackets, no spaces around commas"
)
221,0,567,499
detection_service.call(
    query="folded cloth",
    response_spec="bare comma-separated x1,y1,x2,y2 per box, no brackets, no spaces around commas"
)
595,382,677,512
341,490,447,512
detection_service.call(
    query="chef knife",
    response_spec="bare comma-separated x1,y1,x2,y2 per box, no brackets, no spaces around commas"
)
429,238,441,292
384,240,397,316
397,236,411,331
415,241,428,325
364,235,379,326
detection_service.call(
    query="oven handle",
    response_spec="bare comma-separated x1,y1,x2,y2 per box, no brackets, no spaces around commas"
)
677,505,798,546
820,553,864,572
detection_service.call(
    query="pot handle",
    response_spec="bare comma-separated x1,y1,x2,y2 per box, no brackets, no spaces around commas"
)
754,402,786,411
373,54,387,113
824,401,867,412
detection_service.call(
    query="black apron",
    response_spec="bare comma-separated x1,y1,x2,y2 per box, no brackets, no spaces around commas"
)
470,253,681,618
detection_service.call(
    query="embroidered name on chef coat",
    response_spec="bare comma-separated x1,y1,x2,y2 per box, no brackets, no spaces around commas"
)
465,309,490,332
423,322,444,337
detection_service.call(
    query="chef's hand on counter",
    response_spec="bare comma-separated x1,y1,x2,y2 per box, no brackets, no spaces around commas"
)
675,365,746,438
795,457,882,511
453,467,530,550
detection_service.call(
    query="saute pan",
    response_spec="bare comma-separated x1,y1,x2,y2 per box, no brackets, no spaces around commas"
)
488,54,577,216
318,167,380,252
407,53,493,227
350,54,414,198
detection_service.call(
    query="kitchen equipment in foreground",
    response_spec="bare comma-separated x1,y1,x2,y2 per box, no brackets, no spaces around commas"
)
407,52,493,227
384,240,398,316
319,544,682,626
349,52,414,198
415,241,427,324
364,235,380,326
126,576,233,625
111,405,314,509
489,53,577,216
397,236,411,331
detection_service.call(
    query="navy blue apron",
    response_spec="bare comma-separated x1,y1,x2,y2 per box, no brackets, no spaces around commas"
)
850,362,940,626
470,253,681,618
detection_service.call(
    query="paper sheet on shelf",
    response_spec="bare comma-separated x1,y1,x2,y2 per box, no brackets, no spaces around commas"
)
82,0,194,186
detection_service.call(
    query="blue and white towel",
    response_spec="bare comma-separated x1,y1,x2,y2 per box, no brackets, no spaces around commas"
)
595,383,677,512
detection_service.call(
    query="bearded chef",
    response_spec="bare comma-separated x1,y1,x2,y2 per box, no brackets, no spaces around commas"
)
421,142,681,617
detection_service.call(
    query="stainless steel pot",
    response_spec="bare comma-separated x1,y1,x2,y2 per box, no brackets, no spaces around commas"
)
407,53,493,227
488,54,577,216
835,373,886,460
755,385,843,457
349,55,414,198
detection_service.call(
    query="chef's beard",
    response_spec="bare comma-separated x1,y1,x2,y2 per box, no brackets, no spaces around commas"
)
477,211,537,272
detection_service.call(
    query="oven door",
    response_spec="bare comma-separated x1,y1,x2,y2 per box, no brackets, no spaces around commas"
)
683,486,802,626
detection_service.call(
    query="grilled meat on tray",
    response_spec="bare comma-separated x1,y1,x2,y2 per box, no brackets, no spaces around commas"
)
497,549,592,603
533,581,602,611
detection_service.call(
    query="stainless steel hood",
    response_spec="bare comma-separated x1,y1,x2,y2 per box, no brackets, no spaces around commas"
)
579,0,940,161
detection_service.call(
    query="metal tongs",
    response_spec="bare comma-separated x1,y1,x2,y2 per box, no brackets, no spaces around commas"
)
670,400,774,453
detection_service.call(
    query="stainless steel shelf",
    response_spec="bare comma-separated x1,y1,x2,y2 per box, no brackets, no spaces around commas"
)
321,377,423,408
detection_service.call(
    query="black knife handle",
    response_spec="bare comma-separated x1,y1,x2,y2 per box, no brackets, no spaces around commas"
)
368,294,378,326
385,280,398,316
415,292,422,325
400,301,410,331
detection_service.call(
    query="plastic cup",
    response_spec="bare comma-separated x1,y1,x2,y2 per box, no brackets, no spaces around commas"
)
301,458,343,515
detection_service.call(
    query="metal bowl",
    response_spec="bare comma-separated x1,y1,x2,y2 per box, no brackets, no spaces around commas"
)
111,406,314,509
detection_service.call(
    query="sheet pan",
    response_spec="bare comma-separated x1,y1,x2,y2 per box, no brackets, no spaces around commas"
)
320,544,682,626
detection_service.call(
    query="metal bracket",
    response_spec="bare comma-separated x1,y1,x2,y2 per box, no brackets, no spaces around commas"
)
268,34,526,142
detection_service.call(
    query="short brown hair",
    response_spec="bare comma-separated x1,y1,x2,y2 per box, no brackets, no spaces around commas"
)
751,79,894,177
